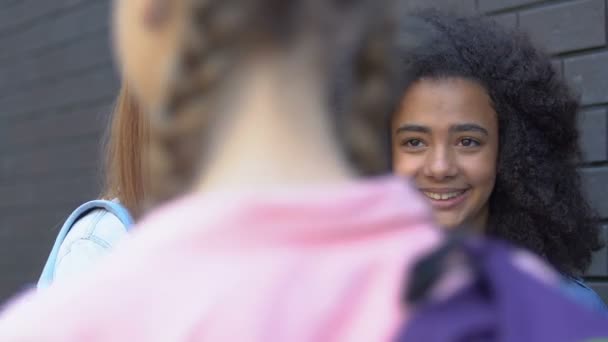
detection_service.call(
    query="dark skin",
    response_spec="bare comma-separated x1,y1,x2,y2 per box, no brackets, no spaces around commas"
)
392,77,499,232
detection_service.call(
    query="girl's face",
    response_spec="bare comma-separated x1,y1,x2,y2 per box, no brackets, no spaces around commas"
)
391,77,499,231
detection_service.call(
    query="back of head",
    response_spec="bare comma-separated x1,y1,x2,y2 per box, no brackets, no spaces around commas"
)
112,0,427,209
0,7,445,337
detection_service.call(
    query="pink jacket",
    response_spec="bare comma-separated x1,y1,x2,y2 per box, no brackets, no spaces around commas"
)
0,177,440,341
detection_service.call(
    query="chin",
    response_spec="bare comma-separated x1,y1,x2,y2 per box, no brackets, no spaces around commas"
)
438,223,461,230
435,219,462,230
433,213,468,231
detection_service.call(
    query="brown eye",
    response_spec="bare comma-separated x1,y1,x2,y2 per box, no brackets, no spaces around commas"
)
403,139,427,149
459,138,480,147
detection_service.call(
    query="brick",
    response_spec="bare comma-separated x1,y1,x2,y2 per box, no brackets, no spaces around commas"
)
0,64,119,119
0,0,91,33
519,0,606,54
0,0,120,304
0,235,54,287
402,0,477,14
587,225,608,277
490,13,518,29
0,138,102,181
0,203,85,237
0,1,109,62
0,221,63,270
0,208,69,241
0,31,112,94
0,175,100,210
0,101,111,150
578,109,608,162
586,282,608,304
0,245,50,275
581,167,608,219
0,1,21,8
565,52,608,105
479,0,542,13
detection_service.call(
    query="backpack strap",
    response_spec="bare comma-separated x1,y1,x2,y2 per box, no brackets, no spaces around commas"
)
37,200,134,289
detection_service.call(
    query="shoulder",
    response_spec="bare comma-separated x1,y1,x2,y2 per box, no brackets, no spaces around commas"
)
53,208,129,282
58,208,129,255
561,277,607,313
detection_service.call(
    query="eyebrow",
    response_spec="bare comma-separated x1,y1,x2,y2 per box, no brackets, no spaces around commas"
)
449,123,488,136
395,124,430,134
395,123,488,136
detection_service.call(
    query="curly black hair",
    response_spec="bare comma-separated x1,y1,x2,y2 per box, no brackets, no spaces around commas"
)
394,9,602,276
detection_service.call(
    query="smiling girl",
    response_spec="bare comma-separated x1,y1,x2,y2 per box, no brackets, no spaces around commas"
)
391,9,605,311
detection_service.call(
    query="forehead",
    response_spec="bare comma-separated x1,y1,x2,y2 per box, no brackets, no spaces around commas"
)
393,77,497,129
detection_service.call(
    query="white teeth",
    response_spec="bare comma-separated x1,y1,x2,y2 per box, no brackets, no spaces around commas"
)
423,191,464,201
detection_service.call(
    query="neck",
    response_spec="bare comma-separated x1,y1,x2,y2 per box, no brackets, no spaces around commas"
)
196,56,355,192
470,206,490,234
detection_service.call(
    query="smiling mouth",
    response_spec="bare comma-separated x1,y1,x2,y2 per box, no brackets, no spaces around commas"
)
421,189,468,201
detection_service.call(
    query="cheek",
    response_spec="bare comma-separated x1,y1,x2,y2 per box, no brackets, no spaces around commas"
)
461,153,497,190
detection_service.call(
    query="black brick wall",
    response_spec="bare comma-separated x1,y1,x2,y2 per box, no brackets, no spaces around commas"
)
0,0,117,300
519,0,606,54
0,0,606,303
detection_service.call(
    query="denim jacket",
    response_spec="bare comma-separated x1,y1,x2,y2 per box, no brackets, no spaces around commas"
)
561,276,607,313
37,200,133,289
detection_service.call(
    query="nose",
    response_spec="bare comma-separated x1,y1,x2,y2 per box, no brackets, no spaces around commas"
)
423,146,458,181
